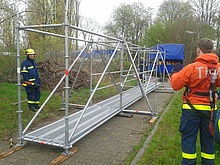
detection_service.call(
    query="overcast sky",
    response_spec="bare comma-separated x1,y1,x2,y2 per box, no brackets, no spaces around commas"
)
80,0,164,26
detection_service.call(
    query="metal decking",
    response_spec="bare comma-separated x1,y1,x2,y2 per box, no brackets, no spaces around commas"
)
23,81,162,148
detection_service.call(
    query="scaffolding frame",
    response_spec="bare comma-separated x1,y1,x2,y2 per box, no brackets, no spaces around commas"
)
15,1,170,155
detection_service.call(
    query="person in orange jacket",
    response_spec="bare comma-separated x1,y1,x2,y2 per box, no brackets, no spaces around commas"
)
170,38,220,165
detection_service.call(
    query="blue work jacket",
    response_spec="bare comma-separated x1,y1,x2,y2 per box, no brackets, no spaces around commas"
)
21,57,40,87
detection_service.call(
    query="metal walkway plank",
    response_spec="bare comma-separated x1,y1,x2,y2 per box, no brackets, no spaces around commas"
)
23,81,162,148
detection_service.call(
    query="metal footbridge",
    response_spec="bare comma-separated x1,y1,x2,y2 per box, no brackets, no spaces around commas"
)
23,81,162,148
14,1,173,156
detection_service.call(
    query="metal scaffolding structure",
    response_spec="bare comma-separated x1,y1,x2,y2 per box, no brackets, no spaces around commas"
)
15,1,171,155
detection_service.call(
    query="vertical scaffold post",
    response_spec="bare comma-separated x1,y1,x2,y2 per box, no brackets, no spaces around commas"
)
16,11,24,146
119,42,124,113
63,0,71,154
90,46,93,106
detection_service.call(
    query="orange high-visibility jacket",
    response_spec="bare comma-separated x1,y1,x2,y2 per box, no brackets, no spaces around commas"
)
171,53,220,105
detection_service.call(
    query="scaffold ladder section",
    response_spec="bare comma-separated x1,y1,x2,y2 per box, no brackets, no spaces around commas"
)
23,81,162,148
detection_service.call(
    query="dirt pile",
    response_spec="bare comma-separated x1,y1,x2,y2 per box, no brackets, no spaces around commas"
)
38,60,89,91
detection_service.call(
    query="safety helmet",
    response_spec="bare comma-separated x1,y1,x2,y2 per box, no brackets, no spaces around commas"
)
26,49,35,55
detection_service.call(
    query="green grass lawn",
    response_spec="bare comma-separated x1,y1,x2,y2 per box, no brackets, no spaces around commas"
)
0,82,64,138
130,91,220,165
0,82,119,138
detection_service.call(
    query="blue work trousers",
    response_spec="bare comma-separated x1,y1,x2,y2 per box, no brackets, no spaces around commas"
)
180,109,217,165
215,110,220,145
25,87,41,108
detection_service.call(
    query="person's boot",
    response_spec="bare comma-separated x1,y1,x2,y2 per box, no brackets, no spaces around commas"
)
28,104,37,112
34,104,40,109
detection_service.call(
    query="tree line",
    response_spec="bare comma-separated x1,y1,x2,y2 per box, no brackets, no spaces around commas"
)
0,0,220,65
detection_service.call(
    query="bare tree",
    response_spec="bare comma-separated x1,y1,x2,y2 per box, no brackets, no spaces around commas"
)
79,17,102,42
191,0,220,26
191,0,220,54
22,0,78,56
156,0,193,23
104,2,153,44
0,0,17,53
72,0,80,51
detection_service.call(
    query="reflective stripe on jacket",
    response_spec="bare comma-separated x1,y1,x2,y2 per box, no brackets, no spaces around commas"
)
21,57,40,86
182,103,217,110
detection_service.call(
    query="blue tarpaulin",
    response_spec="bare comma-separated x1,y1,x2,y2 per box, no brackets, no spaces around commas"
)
149,44,184,60
149,44,185,73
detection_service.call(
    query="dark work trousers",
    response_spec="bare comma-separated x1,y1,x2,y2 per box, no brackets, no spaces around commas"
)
215,110,220,145
180,109,217,165
139,70,143,81
25,87,41,108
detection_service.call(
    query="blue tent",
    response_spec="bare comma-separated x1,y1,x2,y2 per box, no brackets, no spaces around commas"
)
149,44,185,73
150,44,184,60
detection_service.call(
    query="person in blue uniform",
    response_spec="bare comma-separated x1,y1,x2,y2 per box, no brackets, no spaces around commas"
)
21,49,41,112
139,57,146,82
215,109,220,145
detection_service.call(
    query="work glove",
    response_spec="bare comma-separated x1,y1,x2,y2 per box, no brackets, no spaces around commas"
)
24,81,41,87
24,81,34,85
